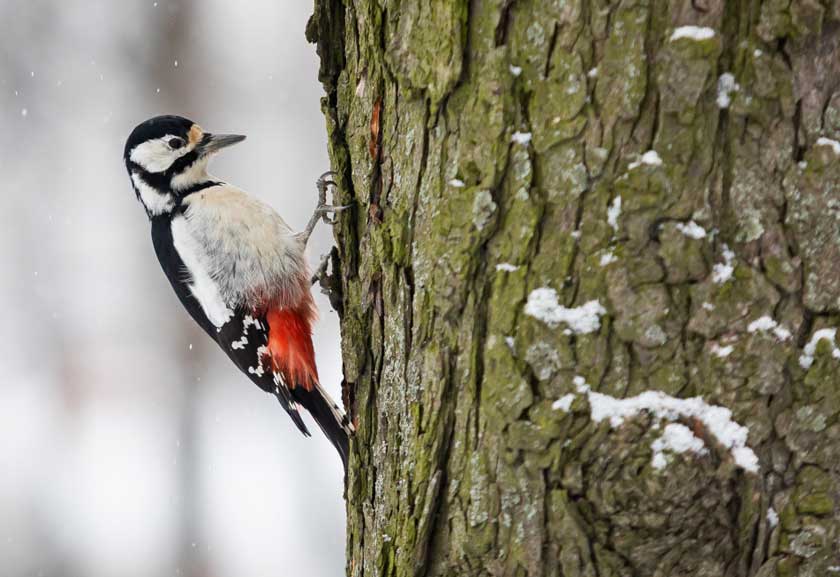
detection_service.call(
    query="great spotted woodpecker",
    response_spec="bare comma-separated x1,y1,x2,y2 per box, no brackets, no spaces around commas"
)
124,115,353,471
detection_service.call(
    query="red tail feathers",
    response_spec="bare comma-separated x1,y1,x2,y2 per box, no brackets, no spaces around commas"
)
265,299,351,471
265,303,318,390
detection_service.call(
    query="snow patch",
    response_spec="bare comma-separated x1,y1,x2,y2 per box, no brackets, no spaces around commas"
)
716,73,740,109
676,220,707,239
573,375,589,393
628,150,663,170
767,507,779,528
576,382,759,473
799,328,840,369
524,289,606,334
552,394,575,412
711,343,734,358
509,65,522,77
607,196,622,231
670,26,716,41
650,452,667,469
651,423,708,470
511,131,532,145
496,263,519,272
599,252,617,266
747,316,791,341
712,244,735,284
587,67,598,78
449,178,465,188
816,137,840,156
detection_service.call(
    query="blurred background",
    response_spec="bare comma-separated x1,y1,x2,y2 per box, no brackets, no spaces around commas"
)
0,1,346,576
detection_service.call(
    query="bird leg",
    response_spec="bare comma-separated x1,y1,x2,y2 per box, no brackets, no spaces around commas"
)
301,171,351,246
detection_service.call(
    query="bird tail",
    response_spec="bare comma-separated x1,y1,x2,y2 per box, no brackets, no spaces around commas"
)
265,304,353,472
292,381,354,472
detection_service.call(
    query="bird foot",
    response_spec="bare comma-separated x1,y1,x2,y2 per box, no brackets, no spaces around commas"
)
315,171,351,225
302,171,352,245
313,203,352,225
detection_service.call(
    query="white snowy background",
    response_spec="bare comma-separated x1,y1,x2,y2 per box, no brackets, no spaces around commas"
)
0,1,346,576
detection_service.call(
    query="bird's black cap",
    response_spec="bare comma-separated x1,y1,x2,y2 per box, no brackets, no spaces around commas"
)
124,115,195,161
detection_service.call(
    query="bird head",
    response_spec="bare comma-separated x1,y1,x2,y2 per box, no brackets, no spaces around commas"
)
124,115,245,217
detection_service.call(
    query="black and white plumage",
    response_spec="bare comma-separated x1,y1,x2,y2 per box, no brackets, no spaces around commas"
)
124,115,352,471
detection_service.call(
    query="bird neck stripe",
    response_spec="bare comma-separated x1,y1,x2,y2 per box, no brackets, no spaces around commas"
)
128,163,172,194
131,172,174,216
178,180,222,197
129,166,219,216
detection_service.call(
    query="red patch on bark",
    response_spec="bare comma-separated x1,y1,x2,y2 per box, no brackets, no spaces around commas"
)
266,305,318,390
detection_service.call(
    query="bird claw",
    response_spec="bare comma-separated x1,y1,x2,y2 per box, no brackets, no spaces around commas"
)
316,172,339,202
302,171,352,246
314,171,351,225
315,204,352,222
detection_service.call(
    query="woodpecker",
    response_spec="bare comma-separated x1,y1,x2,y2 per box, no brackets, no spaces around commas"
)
124,115,352,471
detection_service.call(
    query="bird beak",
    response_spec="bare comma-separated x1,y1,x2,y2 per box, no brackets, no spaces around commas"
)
199,133,246,155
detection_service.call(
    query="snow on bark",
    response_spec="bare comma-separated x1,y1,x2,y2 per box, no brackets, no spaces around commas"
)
711,244,735,284
799,328,840,369
669,26,716,41
628,150,662,170
650,423,708,470
675,220,707,239
524,289,606,334
747,315,792,341
559,377,760,473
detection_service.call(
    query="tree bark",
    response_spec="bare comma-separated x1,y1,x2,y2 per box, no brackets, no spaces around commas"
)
308,1,840,575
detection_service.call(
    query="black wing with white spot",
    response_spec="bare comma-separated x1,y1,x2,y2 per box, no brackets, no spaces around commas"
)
215,307,310,436
151,216,309,435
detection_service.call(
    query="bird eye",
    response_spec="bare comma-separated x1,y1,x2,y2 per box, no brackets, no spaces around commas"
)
168,137,185,149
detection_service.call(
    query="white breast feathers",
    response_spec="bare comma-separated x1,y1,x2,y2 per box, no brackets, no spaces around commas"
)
171,215,234,328
177,184,309,311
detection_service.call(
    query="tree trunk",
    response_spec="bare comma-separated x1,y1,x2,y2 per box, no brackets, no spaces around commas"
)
308,1,840,575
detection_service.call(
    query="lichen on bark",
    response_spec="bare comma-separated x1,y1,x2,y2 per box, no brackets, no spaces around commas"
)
309,0,840,575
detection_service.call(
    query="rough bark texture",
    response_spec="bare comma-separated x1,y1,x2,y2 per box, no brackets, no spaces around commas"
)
308,1,840,575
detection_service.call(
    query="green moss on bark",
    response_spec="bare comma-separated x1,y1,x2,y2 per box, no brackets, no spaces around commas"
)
309,0,840,575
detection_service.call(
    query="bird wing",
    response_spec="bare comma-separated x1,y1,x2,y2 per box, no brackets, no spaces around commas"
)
216,306,312,436
153,211,311,436
220,302,351,466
